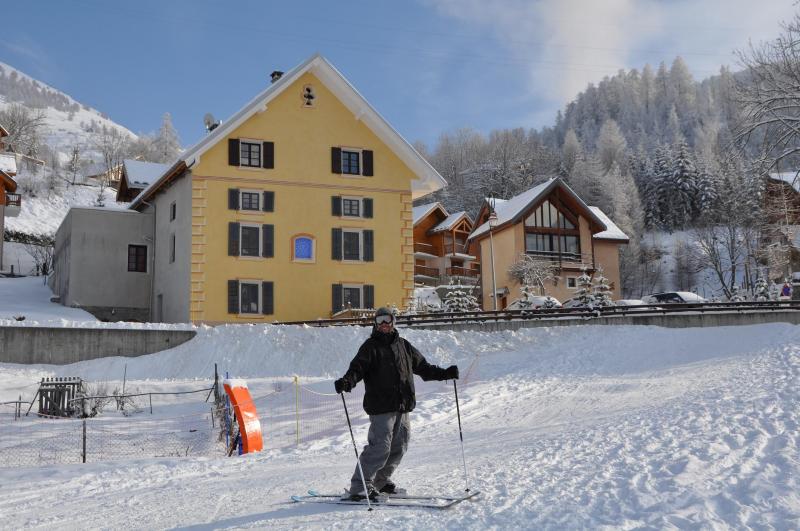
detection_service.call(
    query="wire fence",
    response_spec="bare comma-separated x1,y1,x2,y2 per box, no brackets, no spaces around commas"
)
0,356,483,468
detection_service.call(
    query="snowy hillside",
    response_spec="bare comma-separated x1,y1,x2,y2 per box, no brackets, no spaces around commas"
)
0,277,798,528
0,61,136,160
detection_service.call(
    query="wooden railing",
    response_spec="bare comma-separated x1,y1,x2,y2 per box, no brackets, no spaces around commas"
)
446,266,480,278
5,193,21,207
526,250,593,269
414,265,440,277
413,242,437,255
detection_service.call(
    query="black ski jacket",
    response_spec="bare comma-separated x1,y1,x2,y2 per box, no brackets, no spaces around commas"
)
341,328,448,415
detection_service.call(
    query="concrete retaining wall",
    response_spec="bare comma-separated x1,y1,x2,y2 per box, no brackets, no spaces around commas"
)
0,327,197,365
413,310,800,332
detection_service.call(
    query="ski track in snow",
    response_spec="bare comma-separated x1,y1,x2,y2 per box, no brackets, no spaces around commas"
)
1,319,799,528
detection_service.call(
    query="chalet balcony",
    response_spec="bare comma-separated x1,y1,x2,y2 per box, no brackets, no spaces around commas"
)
4,193,21,217
414,242,439,259
443,242,476,260
446,266,480,279
414,264,440,278
525,249,594,270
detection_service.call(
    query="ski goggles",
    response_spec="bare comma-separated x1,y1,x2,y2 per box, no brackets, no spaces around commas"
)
375,314,394,325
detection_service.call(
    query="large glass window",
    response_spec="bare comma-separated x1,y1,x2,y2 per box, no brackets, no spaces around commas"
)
241,225,260,257
343,231,361,260
240,141,261,167
525,200,576,229
341,150,360,175
240,282,260,313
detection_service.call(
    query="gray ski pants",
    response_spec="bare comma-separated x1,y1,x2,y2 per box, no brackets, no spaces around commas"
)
349,412,410,494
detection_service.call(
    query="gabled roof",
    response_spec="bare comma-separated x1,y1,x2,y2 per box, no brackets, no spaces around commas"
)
469,178,607,241
0,153,17,176
123,159,169,189
413,202,448,225
0,171,17,193
131,54,447,209
431,211,472,233
589,207,629,241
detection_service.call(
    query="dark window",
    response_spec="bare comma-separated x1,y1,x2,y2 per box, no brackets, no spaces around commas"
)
241,226,260,257
343,286,361,308
341,150,360,175
567,277,577,288
241,191,260,211
240,141,261,167
128,245,147,272
342,198,360,217
240,282,260,313
170,201,176,221
169,234,176,263
343,231,361,260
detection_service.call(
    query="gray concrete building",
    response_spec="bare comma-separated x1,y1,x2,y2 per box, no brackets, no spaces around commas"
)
50,207,154,321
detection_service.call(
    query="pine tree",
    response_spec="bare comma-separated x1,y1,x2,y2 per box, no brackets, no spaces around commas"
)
754,275,769,302
443,281,481,312
670,140,699,228
574,266,596,307
592,267,614,306
152,112,182,163
728,284,745,302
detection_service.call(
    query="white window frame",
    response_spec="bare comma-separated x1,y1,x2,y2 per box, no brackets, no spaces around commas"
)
239,189,261,212
239,139,262,168
342,284,363,309
239,279,262,315
341,229,363,262
239,223,262,258
341,196,363,218
340,147,363,176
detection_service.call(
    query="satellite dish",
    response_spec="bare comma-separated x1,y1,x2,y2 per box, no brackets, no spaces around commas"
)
203,113,219,132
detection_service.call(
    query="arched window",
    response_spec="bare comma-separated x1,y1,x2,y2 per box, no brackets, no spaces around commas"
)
292,235,315,262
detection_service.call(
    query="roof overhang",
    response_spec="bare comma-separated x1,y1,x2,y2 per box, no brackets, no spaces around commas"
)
1,171,18,192
131,54,446,209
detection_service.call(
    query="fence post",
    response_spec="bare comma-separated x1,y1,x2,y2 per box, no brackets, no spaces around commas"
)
294,375,300,446
82,419,87,463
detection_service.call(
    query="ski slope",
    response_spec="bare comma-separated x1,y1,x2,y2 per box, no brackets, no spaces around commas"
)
0,277,798,528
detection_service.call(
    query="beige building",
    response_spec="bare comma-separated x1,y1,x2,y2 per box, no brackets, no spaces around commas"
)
469,178,629,309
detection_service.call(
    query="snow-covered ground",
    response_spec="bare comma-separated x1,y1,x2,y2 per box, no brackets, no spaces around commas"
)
0,277,798,528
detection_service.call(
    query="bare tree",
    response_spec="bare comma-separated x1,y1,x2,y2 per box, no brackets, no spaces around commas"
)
93,127,130,206
734,13,800,173
0,103,46,157
507,253,559,295
66,144,85,185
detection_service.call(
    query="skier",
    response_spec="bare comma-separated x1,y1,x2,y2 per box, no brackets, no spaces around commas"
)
334,306,459,501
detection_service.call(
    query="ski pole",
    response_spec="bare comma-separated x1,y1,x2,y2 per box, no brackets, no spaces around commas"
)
453,380,470,492
341,392,373,511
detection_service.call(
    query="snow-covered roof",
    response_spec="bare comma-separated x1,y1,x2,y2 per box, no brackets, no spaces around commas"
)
132,54,447,209
589,207,629,242
0,153,17,175
431,211,472,233
123,159,169,189
470,178,606,240
413,202,443,225
769,171,800,193
0,124,8,137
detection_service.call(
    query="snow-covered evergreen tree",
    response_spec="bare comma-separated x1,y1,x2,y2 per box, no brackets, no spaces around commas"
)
574,266,596,307
443,281,481,312
728,285,745,302
754,275,769,302
670,140,699,228
592,268,614,306
152,112,182,163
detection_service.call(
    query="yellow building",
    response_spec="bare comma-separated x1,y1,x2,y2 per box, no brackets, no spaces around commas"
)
129,54,446,323
469,178,629,309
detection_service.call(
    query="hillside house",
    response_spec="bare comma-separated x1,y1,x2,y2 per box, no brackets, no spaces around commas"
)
412,202,479,286
469,178,628,309
50,54,446,323
116,159,169,202
0,124,21,273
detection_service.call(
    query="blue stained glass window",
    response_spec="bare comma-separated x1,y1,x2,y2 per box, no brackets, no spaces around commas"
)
295,237,313,260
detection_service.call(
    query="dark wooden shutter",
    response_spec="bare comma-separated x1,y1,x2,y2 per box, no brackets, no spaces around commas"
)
228,139,240,166
228,222,240,256
331,196,342,216
332,228,343,260
332,284,343,313
363,230,374,262
363,198,373,218
262,281,274,315
263,191,274,212
331,147,342,174
228,188,239,210
228,280,239,313
262,141,274,169
362,150,374,176
262,224,274,258
364,284,375,309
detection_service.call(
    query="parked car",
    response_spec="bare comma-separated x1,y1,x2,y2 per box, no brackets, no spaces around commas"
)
642,291,707,304
507,295,562,310
614,299,645,307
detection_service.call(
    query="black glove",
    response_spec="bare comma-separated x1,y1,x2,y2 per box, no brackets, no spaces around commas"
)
334,378,352,394
443,365,459,380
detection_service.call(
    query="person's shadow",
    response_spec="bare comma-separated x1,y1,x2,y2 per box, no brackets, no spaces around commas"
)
170,501,358,530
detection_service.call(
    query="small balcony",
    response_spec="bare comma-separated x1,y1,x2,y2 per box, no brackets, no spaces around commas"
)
525,250,594,270
414,242,439,259
446,266,480,279
4,193,21,217
414,264,440,278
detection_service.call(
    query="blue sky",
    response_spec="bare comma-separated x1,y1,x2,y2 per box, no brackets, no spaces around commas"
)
2,1,795,150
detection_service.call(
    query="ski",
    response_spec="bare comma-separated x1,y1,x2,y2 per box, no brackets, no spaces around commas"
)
290,489,481,510
307,489,475,502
